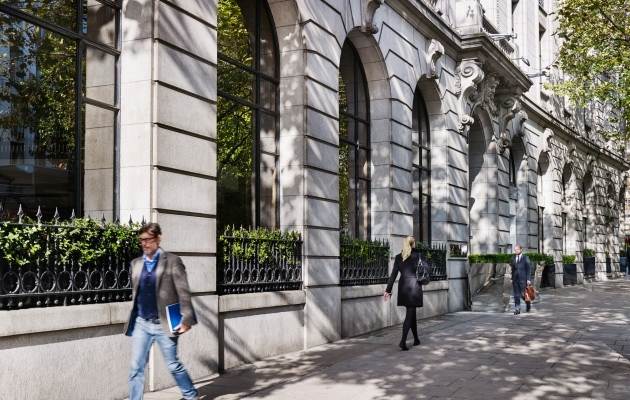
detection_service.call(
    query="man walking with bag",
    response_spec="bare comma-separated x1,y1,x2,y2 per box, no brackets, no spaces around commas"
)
123,223,198,400
510,244,532,315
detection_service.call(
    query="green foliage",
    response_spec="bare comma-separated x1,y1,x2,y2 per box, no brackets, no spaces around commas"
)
219,226,301,265
551,0,630,144
583,248,595,257
0,218,140,267
468,252,555,264
562,255,577,265
340,234,390,263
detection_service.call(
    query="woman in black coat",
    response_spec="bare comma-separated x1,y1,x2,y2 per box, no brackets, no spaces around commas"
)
384,236,423,351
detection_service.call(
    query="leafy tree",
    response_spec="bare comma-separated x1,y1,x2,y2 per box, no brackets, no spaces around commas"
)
552,0,630,145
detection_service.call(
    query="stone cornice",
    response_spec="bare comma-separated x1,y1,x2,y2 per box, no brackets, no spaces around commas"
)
520,96,630,171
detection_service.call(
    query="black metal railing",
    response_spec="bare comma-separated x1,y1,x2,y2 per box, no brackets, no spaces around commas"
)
417,242,448,281
340,237,390,286
0,210,139,310
218,236,303,295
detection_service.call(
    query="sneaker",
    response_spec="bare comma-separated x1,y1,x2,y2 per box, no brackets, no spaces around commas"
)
513,309,520,315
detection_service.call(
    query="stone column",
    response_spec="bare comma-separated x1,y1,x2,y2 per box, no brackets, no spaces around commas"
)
120,0,219,389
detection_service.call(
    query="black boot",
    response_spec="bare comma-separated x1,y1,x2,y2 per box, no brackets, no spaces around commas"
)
526,302,531,312
413,338,421,346
399,340,409,351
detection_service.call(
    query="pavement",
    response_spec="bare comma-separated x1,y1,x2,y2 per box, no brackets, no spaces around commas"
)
142,280,630,400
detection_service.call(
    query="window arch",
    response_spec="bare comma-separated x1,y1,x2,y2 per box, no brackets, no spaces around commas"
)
217,0,279,230
339,40,370,239
412,87,431,244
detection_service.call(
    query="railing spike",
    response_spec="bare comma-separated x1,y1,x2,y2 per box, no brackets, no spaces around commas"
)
141,215,146,225
36,206,43,224
17,204,24,224
101,214,106,227
53,207,60,222
70,209,76,221
128,213,133,226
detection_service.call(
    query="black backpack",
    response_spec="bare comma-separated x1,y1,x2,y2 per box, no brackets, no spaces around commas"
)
416,254,431,285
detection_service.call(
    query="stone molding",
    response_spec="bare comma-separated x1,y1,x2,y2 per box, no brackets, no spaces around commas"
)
219,290,306,313
493,94,521,155
422,39,445,80
361,0,384,34
455,58,485,138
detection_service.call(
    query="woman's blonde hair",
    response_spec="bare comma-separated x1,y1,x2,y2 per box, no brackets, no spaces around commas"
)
401,236,415,261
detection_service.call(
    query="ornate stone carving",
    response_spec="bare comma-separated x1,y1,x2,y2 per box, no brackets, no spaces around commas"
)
541,128,555,154
422,39,444,80
481,74,500,115
514,109,528,138
361,0,384,34
492,94,521,155
455,59,484,138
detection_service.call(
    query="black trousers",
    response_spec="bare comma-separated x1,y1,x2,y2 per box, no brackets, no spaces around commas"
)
401,306,419,342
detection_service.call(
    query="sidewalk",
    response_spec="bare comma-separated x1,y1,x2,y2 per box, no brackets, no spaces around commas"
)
143,281,630,400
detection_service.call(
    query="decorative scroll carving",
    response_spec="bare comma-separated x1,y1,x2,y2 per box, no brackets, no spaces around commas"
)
492,94,521,154
361,0,384,34
540,128,555,153
455,59,485,138
422,39,444,80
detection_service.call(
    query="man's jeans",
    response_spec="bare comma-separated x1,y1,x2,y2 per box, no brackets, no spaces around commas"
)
512,278,525,309
128,317,198,400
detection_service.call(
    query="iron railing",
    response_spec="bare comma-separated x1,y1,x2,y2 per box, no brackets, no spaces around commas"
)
0,210,138,310
218,236,303,295
417,242,448,281
340,237,390,286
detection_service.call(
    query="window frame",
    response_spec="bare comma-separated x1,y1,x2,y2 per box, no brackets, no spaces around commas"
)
412,88,431,244
0,0,122,218
216,0,280,229
338,41,371,240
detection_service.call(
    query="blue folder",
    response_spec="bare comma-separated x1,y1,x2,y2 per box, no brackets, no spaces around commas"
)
166,303,182,333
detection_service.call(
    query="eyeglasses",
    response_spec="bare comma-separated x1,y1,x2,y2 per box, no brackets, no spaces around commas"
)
139,236,157,244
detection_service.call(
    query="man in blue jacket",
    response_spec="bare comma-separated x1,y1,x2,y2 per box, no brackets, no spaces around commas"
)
510,244,532,315
124,223,198,400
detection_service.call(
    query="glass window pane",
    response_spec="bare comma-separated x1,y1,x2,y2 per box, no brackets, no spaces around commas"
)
84,46,116,105
259,112,276,156
260,78,276,112
259,3,276,77
358,122,368,147
355,62,368,121
358,179,369,239
84,0,117,47
218,58,254,103
358,148,369,179
218,0,253,66
421,148,430,169
422,169,430,196
3,1,78,31
412,167,420,240
339,142,351,234
422,194,430,242
0,15,77,218
83,104,114,219
259,151,276,227
217,97,254,229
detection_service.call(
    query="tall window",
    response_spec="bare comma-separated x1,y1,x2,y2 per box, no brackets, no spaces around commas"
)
538,206,544,253
412,87,431,243
508,151,516,186
562,212,568,253
0,1,120,219
339,40,370,239
217,0,279,231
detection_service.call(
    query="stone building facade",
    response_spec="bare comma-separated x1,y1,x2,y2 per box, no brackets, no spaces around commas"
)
0,0,628,399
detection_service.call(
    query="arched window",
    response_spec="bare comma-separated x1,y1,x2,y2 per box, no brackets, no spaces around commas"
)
412,87,431,244
217,0,279,230
339,40,370,239
509,151,517,186
561,164,572,203
0,1,120,219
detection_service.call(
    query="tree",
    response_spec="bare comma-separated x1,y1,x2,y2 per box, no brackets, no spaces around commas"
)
553,0,630,145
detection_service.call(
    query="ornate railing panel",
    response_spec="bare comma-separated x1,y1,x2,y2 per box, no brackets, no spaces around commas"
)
218,236,303,295
340,237,390,286
417,242,448,281
0,216,139,310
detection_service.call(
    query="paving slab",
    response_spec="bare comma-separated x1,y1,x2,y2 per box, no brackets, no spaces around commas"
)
139,281,630,400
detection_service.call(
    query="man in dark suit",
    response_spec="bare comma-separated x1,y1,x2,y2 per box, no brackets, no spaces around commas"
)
510,244,532,315
124,223,198,400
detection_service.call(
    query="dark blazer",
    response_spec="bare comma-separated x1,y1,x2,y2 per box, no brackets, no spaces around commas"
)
510,253,532,286
124,249,197,337
385,251,423,307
